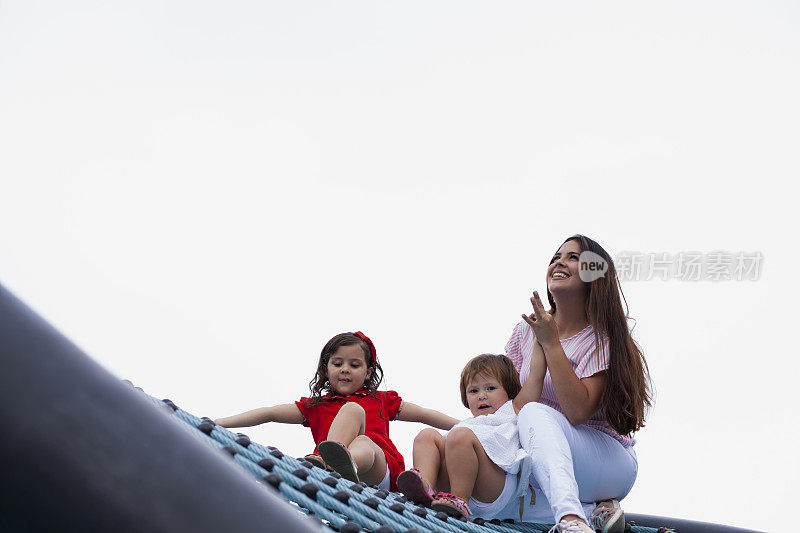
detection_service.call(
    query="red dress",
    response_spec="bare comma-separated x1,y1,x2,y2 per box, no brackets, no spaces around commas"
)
295,389,405,491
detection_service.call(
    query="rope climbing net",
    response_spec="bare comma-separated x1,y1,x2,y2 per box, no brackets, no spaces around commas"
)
138,388,662,533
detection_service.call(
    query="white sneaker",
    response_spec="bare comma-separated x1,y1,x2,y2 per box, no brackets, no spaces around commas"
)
589,499,625,533
547,519,594,533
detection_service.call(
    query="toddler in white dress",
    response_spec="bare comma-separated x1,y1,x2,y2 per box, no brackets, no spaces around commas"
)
397,354,574,520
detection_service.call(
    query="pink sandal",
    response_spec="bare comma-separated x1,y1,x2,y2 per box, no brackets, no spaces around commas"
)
397,468,435,506
303,453,329,471
431,492,471,519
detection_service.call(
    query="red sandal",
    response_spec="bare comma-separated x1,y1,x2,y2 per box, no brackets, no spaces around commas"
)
431,492,471,519
397,468,435,506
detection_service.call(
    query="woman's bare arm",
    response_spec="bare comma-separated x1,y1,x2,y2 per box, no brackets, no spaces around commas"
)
522,292,606,425
538,339,607,424
512,339,547,413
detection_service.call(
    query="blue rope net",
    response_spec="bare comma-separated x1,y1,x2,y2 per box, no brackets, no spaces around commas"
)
139,389,661,533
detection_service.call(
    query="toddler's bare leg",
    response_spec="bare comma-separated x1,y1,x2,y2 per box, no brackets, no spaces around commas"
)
413,428,449,492
445,427,506,503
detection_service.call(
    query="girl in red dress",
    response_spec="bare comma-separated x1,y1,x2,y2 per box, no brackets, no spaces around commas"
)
215,331,458,491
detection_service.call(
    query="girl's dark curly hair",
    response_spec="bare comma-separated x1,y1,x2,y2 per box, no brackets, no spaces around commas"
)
306,332,384,407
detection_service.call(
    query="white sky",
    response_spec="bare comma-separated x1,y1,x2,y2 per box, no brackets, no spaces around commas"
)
1,2,798,531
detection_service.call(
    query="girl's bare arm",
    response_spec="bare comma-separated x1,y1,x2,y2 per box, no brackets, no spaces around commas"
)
396,402,460,430
215,403,304,428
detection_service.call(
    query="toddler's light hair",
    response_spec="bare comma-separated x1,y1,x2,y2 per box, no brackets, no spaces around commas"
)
459,354,521,408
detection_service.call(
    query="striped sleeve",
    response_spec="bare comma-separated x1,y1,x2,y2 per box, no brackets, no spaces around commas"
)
504,321,525,372
575,334,610,378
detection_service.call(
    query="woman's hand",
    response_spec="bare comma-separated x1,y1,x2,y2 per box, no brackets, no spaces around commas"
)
521,291,560,347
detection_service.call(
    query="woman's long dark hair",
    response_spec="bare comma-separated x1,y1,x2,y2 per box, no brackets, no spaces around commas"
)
547,235,653,436
306,333,384,407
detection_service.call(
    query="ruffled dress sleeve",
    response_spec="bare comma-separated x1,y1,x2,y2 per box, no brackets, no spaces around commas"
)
383,390,403,420
294,397,311,427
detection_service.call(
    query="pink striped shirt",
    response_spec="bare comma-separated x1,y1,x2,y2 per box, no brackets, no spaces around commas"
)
505,320,634,447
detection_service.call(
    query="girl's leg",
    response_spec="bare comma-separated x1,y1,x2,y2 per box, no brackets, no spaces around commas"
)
320,402,372,482
326,402,366,446
348,435,388,486
445,427,507,504
517,403,637,525
412,428,449,492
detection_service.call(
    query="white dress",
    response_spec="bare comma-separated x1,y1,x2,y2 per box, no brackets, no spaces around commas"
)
451,400,531,499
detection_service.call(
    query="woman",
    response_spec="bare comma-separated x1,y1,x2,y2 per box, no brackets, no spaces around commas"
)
507,235,652,533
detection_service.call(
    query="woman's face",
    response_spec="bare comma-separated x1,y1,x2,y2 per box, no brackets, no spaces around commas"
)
546,239,586,295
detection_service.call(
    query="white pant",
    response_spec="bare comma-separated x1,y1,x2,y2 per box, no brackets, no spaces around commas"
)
517,403,638,523
470,471,595,523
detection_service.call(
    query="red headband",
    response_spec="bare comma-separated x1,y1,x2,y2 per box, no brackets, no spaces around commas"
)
351,331,377,362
